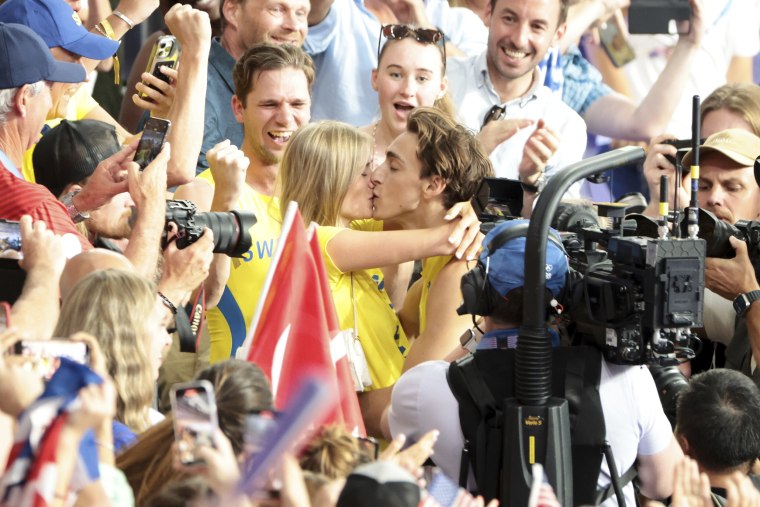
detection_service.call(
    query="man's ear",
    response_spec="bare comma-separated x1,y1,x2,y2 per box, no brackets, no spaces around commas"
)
231,94,245,124
424,175,447,198
15,84,32,118
675,431,690,456
222,0,240,30
551,21,567,49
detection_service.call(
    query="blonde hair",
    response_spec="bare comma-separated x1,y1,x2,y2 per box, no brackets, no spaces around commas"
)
54,269,156,432
299,425,373,479
278,121,372,226
701,83,760,136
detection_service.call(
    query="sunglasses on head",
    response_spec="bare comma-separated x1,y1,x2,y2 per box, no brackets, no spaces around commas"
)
377,24,446,65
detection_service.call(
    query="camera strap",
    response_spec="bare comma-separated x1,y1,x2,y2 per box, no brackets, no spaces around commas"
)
177,287,205,354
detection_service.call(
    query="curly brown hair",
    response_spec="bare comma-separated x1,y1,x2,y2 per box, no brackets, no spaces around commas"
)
406,107,494,209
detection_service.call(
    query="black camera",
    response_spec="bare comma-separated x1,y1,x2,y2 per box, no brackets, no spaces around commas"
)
164,199,257,257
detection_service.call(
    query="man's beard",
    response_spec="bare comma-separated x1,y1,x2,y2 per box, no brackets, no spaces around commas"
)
251,138,281,166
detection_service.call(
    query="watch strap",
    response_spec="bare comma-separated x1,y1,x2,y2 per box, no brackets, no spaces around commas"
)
734,290,760,316
61,190,90,224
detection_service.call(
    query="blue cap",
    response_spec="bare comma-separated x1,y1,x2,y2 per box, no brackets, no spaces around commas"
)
480,220,568,298
0,22,85,88
0,0,119,60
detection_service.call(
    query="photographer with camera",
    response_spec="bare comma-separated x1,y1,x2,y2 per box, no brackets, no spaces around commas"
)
387,219,682,506
644,126,760,380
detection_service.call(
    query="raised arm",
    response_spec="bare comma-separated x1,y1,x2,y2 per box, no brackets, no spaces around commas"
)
308,0,333,26
12,216,68,340
82,0,159,74
123,142,170,281
163,4,213,186
582,0,704,141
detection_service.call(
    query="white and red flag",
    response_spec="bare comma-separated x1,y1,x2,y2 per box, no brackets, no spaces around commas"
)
239,202,366,436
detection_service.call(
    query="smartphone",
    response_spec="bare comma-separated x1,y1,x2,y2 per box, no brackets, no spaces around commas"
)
628,0,691,35
598,19,635,68
133,117,171,170
0,219,22,260
171,379,219,466
140,35,181,100
13,339,90,380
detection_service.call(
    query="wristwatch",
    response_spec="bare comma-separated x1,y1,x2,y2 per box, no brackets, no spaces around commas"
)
733,290,760,317
519,173,547,194
60,190,90,224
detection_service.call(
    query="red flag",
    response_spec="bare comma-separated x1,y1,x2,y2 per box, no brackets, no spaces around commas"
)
240,202,366,436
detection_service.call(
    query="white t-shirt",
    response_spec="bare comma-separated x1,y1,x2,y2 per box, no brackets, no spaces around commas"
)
623,0,760,137
389,356,673,507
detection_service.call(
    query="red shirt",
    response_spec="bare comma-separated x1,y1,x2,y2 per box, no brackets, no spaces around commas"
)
0,162,91,251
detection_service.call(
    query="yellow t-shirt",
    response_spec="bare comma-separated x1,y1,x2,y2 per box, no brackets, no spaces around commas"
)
197,170,283,363
22,87,99,182
418,255,453,335
317,221,409,390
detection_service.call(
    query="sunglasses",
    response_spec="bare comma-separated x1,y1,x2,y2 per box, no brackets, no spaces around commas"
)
377,24,446,67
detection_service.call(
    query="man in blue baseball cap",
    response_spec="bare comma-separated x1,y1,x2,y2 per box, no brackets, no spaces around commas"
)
0,0,122,139
0,0,119,60
0,22,127,253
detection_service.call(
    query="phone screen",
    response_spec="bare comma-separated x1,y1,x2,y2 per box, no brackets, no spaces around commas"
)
133,118,171,170
598,21,635,68
171,380,218,466
0,220,22,260
14,340,89,380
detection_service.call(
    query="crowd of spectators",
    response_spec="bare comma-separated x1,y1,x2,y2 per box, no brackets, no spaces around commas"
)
2,0,760,504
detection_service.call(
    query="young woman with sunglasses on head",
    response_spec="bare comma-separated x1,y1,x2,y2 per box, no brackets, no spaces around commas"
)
277,120,481,436
362,24,456,172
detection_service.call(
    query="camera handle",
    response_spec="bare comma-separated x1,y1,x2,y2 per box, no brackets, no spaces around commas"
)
505,146,646,507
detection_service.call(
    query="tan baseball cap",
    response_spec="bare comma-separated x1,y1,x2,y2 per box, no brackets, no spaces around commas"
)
682,128,760,168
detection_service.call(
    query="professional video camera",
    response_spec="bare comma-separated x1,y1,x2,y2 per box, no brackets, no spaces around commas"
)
563,210,705,366
164,199,257,257
472,176,705,366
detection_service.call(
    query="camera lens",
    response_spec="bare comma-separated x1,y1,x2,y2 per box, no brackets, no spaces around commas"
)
695,208,742,258
649,365,688,428
192,211,257,257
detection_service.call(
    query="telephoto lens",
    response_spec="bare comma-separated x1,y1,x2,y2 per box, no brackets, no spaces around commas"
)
164,200,257,257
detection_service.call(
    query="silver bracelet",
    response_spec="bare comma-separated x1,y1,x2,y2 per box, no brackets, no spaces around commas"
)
111,9,135,30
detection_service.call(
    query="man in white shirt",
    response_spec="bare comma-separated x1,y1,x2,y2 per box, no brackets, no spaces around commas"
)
447,0,586,201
